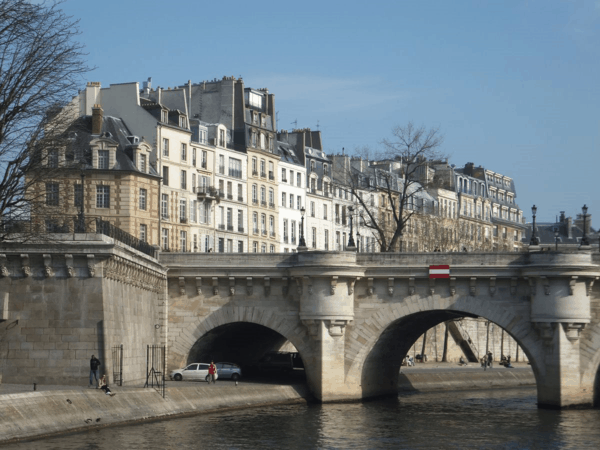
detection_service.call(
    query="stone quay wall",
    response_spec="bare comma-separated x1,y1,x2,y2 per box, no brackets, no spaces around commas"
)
0,235,166,386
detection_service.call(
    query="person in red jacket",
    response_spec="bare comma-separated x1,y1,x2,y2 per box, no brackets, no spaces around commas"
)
208,361,217,384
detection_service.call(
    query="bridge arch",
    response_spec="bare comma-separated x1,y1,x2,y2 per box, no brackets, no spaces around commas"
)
168,306,314,378
345,294,545,399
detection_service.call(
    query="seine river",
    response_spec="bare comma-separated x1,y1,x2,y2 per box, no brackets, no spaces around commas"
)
4,387,600,449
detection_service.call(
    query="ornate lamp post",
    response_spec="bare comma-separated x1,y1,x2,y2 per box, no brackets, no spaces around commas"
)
530,205,538,245
77,161,86,233
581,204,589,246
298,206,307,248
347,206,356,248
553,226,559,251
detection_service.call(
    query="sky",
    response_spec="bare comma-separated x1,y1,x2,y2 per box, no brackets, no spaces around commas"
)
56,0,600,223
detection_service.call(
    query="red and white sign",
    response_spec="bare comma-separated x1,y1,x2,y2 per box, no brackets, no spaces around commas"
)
429,265,450,279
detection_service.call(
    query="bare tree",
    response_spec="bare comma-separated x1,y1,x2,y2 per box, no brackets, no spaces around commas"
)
0,0,90,241
333,123,445,252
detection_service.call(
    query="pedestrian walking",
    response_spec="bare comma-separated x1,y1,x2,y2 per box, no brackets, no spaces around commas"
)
208,361,217,384
89,355,101,388
487,351,493,369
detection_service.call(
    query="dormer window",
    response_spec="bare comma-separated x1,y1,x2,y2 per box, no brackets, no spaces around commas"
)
47,148,59,168
139,153,147,173
179,115,187,128
98,150,109,169
161,110,168,123
251,131,257,148
261,115,266,127
260,133,265,150
253,113,258,124
219,129,226,147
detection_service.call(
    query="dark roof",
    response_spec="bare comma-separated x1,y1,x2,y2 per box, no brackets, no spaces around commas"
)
522,221,594,245
64,116,159,177
277,141,302,166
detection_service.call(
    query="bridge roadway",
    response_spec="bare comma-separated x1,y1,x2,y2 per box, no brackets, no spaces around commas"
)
162,248,600,409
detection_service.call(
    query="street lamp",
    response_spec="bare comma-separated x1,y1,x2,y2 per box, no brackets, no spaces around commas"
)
581,204,589,246
298,206,307,248
347,206,356,248
77,160,86,233
553,226,559,252
530,205,538,246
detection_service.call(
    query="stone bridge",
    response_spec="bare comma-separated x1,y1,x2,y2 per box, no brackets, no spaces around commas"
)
1,235,600,409
162,249,600,409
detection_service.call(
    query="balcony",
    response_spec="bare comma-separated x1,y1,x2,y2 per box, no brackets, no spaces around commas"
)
291,237,296,244
252,199,258,205
270,231,276,238
252,170,258,176
196,185,218,200
201,161,207,169
253,227,259,234
335,218,340,224
282,178,288,183
229,169,242,179
283,236,288,243
218,166,225,174
261,200,267,207
227,194,233,200
261,229,267,236
268,171,274,180
161,214,169,221
238,226,245,233
180,218,187,224
269,202,275,209
260,172,266,178
217,190,225,199
218,224,225,230
238,196,244,202
227,225,234,231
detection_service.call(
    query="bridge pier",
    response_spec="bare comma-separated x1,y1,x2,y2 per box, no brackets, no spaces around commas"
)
528,260,594,408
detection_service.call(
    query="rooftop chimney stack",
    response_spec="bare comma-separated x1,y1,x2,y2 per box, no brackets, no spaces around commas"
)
91,104,103,135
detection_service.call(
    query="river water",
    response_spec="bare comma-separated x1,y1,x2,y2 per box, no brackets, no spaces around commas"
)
4,387,600,449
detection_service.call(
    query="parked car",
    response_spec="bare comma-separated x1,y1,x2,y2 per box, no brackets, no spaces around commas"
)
255,352,304,372
215,362,242,381
169,363,219,382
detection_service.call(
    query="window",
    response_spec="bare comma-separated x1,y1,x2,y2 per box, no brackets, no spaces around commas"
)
289,194,294,209
253,212,258,234
192,148,196,166
179,199,186,222
140,224,147,242
269,188,274,207
261,214,266,233
47,148,59,168
190,200,197,222
199,130,207,144
282,168,287,182
291,221,296,244
181,170,187,190
139,188,147,210
219,155,225,174
96,185,110,208
46,183,59,206
253,241,258,253
229,158,242,178
193,234,198,251
297,173,301,187
161,194,169,219
219,129,226,147
323,205,328,220
297,196,301,210
310,201,315,217
269,215,275,236
98,150,109,169
310,160,315,172
162,166,169,186
252,157,258,175
252,131,257,147
252,184,258,203
261,244,266,253
181,143,187,161
238,241,244,253
312,227,317,249
237,210,244,232
218,238,224,253
237,184,243,202
282,192,286,207
74,184,83,208
283,219,288,242
227,207,233,230
180,231,187,252
139,153,147,173
162,228,169,250
227,181,232,199
201,150,207,169
260,160,266,177
162,138,169,157
260,133,265,150
324,229,329,250
260,186,266,205
269,161,274,180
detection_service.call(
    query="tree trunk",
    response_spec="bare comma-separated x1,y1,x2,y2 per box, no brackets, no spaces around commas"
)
442,323,449,362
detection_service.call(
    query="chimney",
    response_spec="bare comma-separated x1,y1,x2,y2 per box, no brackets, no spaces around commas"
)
560,211,566,223
91,104,103,135
464,162,475,176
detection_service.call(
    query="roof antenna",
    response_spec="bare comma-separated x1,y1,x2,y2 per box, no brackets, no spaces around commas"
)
342,147,345,155
291,119,297,128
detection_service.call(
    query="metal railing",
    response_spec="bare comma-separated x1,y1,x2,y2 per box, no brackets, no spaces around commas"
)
95,218,156,258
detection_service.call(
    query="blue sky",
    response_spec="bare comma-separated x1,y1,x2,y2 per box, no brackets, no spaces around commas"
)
59,0,599,223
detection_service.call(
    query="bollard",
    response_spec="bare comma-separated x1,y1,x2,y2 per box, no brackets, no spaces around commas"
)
33,383,37,391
